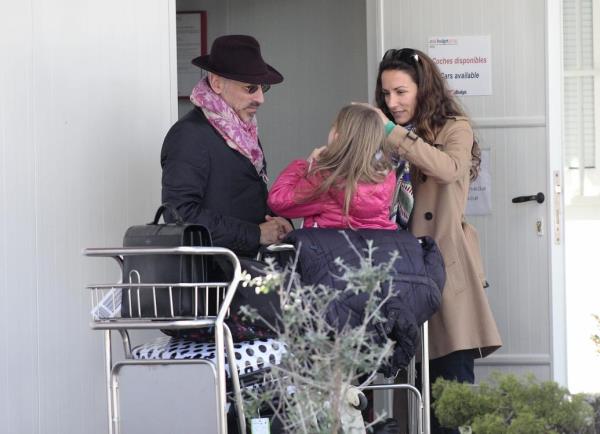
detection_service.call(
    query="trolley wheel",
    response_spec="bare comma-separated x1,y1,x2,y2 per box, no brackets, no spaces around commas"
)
351,390,368,411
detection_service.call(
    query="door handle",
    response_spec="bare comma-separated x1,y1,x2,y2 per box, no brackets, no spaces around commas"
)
512,192,545,204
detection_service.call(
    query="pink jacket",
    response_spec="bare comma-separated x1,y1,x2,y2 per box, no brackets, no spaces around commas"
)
268,160,398,230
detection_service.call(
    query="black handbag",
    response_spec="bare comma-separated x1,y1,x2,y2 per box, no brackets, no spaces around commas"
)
121,203,212,318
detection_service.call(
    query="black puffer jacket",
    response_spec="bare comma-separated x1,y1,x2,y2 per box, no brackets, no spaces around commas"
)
284,228,445,375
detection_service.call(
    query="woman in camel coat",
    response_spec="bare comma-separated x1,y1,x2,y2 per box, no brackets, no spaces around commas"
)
387,115,501,361
367,48,502,434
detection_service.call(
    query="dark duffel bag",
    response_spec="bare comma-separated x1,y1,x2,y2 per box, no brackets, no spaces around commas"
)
121,203,212,318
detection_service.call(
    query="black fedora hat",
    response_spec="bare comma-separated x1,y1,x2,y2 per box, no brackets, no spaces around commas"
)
192,35,283,85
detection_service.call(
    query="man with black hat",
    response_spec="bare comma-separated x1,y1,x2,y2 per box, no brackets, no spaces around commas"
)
161,34,292,258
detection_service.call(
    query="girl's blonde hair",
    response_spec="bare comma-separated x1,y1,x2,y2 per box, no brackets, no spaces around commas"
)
302,104,392,216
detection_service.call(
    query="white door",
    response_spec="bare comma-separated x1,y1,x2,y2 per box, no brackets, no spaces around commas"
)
367,0,565,383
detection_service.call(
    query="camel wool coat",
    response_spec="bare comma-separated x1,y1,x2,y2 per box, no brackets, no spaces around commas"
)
387,117,502,360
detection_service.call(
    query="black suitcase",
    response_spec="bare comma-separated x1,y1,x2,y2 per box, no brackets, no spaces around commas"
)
121,203,212,318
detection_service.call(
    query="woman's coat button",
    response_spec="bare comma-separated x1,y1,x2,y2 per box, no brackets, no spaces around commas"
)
425,212,433,220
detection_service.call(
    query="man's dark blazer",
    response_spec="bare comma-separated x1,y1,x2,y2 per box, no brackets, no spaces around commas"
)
161,107,269,257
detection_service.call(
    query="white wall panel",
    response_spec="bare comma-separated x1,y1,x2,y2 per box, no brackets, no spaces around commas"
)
0,1,39,432
0,1,175,433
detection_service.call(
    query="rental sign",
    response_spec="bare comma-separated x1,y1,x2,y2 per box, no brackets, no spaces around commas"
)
428,35,492,96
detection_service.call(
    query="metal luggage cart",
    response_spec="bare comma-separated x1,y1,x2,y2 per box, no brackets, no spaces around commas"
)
85,244,432,434
84,246,247,434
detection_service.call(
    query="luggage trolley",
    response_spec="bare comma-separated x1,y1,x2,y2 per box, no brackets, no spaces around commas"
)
85,244,433,434
84,246,247,434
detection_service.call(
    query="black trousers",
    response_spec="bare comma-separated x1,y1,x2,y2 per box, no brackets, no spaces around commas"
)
418,350,475,434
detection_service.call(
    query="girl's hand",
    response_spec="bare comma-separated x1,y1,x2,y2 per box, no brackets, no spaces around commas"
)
307,146,326,163
351,102,389,125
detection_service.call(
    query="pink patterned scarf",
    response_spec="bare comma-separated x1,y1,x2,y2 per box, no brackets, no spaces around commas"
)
190,78,266,180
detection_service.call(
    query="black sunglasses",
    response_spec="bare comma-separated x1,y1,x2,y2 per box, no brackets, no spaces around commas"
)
382,48,421,65
242,83,271,94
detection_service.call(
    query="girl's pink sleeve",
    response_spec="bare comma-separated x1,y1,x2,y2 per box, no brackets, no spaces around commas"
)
268,160,324,219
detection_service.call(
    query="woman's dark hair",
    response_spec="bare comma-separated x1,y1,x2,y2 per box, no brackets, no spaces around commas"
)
375,48,481,179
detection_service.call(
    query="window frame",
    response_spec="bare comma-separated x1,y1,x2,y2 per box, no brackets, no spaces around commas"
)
563,0,600,195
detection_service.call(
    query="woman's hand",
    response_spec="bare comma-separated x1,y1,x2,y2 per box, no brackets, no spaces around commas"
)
351,102,389,125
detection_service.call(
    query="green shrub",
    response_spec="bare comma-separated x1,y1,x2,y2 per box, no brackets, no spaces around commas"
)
432,372,594,433
584,394,600,433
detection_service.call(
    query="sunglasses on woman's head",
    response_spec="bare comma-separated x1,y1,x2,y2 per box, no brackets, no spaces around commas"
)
382,48,420,65
242,83,271,94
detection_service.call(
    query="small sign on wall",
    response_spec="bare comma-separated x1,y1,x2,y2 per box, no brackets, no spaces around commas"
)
428,35,492,96
466,149,492,216
176,11,208,98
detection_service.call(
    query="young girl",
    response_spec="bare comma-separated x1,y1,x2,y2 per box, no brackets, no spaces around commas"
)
267,104,397,230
